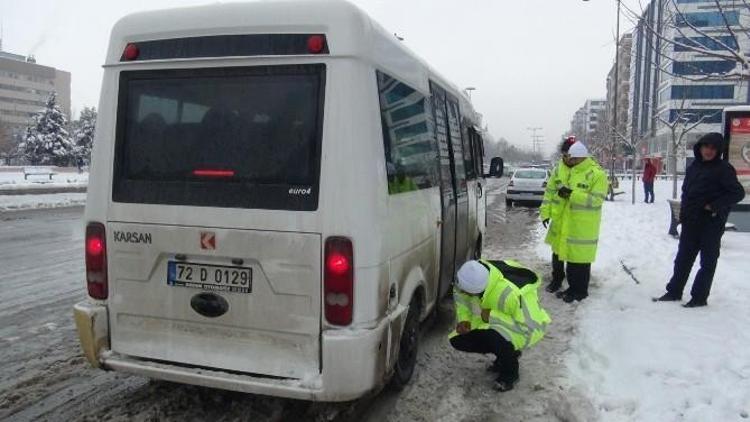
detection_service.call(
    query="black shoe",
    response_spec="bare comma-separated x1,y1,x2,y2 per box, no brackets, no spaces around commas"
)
652,293,681,302
555,288,572,299
563,292,587,303
546,281,563,293
683,299,707,308
493,377,518,392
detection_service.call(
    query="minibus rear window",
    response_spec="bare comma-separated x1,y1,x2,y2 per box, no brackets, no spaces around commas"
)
112,64,326,211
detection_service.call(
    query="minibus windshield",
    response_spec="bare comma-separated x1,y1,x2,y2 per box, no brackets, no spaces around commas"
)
112,64,325,211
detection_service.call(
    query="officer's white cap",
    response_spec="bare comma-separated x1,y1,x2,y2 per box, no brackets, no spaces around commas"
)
568,142,590,158
456,261,489,294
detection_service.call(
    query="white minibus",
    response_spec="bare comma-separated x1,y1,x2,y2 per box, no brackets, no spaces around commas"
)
74,0,502,401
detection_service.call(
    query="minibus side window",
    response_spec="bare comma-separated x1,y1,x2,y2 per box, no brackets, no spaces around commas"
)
462,124,476,180
376,71,439,195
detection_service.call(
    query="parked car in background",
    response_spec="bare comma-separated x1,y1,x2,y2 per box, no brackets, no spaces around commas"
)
506,167,550,207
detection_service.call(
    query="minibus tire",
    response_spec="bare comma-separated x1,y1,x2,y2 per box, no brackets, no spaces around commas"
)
505,198,512,207
390,297,421,390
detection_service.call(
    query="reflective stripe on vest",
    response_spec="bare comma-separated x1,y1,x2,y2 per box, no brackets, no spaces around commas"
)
567,238,599,245
455,294,482,317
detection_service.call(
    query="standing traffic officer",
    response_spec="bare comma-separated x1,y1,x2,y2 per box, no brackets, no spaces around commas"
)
541,141,608,302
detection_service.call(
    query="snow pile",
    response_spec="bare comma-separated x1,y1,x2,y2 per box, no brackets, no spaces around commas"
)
537,181,750,421
0,192,86,211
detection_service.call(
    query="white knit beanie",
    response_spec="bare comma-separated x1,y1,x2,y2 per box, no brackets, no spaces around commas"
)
456,261,489,294
568,142,590,158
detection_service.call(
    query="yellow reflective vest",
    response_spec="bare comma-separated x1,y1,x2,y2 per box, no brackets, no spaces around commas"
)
543,158,608,264
540,160,570,222
451,260,551,351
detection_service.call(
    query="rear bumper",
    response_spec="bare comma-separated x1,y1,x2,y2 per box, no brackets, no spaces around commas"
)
73,301,391,402
506,190,544,201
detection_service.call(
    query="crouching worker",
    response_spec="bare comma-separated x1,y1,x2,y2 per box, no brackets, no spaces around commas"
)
449,260,551,392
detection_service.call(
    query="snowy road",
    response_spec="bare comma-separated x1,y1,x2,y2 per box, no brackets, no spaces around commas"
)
0,182,586,421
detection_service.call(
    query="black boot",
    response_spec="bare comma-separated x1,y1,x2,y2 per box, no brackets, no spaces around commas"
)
545,281,563,293
652,292,681,302
563,292,587,303
683,299,707,308
555,288,572,299
493,375,518,392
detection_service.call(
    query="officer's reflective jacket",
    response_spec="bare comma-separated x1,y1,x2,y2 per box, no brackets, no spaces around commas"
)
451,260,551,351
540,160,570,222
542,157,608,264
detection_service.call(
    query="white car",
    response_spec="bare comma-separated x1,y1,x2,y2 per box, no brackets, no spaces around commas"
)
505,168,550,206
72,0,501,403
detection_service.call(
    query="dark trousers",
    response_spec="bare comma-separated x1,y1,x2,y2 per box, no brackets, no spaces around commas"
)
643,181,655,203
666,219,724,302
450,329,519,382
552,253,591,297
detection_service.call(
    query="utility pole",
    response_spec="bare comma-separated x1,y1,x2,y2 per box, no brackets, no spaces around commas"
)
526,127,544,156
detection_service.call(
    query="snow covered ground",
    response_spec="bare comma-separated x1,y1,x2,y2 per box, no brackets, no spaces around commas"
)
0,168,88,211
536,180,750,421
0,192,87,212
0,168,88,190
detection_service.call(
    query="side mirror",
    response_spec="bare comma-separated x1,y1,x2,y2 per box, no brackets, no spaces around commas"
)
485,157,504,178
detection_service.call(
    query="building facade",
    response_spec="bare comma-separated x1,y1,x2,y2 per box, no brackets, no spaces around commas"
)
0,48,71,138
607,33,633,141
569,99,606,146
628,0,749,173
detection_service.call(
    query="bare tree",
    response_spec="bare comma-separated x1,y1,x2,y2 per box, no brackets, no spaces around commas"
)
656,99,717,198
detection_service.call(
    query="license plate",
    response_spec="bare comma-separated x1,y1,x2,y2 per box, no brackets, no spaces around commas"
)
168,261,252,293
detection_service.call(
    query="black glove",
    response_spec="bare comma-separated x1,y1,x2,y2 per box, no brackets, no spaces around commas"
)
558,187,572,199
542,219,549,229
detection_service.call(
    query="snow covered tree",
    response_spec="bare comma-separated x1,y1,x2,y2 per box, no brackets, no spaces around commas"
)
71,107,97,164
18,92,74,166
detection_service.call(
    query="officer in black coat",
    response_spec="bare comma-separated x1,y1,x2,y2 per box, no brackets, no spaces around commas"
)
655,132,745,308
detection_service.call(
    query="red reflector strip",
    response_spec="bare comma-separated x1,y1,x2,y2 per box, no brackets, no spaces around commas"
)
192,169,236,178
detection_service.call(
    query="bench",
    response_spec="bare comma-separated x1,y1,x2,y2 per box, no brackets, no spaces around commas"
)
23,167,56,181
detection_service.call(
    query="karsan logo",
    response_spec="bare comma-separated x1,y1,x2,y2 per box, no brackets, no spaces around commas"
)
288,186,312,196
114,230,153,244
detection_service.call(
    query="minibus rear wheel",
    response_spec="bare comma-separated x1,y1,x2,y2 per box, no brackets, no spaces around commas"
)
391,295,421,390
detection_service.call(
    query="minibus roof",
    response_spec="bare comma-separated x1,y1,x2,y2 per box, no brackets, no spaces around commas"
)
107,0,479,125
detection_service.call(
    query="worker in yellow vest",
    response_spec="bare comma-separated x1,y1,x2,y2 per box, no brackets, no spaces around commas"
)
541,141,608,302
450,260,551,392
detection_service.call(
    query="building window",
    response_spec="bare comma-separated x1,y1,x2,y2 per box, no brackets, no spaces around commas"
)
376,71,439,195
672,60,736,75
676,11,739,27
674,36,739,52
671,85,734,99
669,109,723,124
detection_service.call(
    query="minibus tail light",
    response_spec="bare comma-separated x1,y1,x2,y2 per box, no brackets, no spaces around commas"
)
123,43,140,61
324,237,353,326
86,222,108,300
307,35,326,54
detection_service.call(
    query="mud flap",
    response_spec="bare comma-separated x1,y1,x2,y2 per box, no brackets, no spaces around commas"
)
73,302,110,368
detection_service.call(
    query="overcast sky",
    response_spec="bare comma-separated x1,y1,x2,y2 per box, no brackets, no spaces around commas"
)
0,0,643,155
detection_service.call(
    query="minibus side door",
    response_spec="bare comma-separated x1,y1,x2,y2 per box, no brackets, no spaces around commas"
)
430,82,457,298
445,98,470,268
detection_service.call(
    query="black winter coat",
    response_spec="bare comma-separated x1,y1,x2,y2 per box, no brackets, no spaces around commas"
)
680,139,746,225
